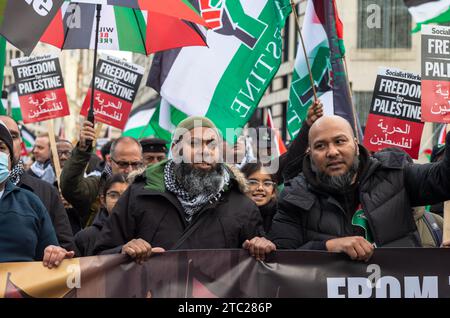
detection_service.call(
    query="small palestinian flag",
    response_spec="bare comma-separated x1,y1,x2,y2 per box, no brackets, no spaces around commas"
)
20,124,36,153
266,109,287,157
404,0,450,32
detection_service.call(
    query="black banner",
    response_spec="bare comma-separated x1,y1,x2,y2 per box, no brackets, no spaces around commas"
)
2,249,450,298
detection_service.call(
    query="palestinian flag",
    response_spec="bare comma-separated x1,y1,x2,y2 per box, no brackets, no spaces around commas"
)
20,124,36,154
149,99,188,142
266,109,287,157
404,0,450,32
0,0,64,55
148,0,292,143
438,123,447,145
287,0,360,139
0,86,22,121
122,97,159,138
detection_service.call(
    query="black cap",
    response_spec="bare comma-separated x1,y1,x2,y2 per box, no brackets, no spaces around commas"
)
140,138,169,154
0,120,14,163
431,144,446,162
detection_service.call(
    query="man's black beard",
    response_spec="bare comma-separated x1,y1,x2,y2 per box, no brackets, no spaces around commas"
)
311,155,360,190
173,162,225,197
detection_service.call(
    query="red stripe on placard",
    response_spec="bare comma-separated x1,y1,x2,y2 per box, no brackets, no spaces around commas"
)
421,79,450,123
363,113,424,159
81,89,132,130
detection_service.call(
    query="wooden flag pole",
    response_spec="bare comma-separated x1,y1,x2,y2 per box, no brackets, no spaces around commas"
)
443,123,450,244
94,122,104,148
47,119,61,187
343,56,360,144
290,0,318,102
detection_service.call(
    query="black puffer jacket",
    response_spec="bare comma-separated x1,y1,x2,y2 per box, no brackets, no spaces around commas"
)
93,161,263,255
74,209,109,256
270,135,450,250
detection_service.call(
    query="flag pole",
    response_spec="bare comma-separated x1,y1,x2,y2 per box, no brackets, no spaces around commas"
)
86,4,102,149
343,55,360,143
47,119,61,188
290,0,318,102
444,123,450,243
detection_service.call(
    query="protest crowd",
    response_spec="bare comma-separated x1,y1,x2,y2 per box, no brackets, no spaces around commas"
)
1,0,450,299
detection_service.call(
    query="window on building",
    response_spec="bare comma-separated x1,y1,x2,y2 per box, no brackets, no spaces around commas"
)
354,91,373,130
357,0,412,49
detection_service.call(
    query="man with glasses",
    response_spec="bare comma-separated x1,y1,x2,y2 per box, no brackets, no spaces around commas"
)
60,121,143,228
93,116,263,262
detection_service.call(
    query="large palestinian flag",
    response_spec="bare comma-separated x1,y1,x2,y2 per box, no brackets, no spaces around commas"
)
287,0,360,139
122,98,158,138
404,0,450,32
148,0,292,143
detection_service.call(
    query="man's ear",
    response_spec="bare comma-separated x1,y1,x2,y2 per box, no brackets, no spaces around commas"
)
354,138,359,156
306,146,311,155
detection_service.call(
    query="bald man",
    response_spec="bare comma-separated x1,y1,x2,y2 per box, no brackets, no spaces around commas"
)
244,115,450,262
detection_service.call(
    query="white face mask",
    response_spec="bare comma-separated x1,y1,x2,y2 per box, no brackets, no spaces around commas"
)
0,152,10,183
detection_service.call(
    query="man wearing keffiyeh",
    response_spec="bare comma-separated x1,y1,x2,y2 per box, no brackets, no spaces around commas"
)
93,116,263,263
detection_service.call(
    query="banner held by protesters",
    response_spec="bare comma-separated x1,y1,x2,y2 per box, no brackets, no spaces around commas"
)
2,250,450,298
364,67,424,159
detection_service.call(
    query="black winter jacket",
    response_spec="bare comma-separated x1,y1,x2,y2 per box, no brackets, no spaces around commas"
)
270,137,450,250
75,209,109,256
93,161,263,254
18,173,75,252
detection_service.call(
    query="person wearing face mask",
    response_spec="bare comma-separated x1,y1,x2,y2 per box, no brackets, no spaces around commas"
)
0,121,74,267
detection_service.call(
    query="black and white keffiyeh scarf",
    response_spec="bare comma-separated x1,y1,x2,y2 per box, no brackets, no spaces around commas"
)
10,160,25,185
164,160,230,222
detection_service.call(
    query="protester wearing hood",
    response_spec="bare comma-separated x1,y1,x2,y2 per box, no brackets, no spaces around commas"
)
241,161,277,233
93,116,263,263
0,120,74,266
0,116,76,252
60,121,143,227
75,174,129,256
244,116,450,261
